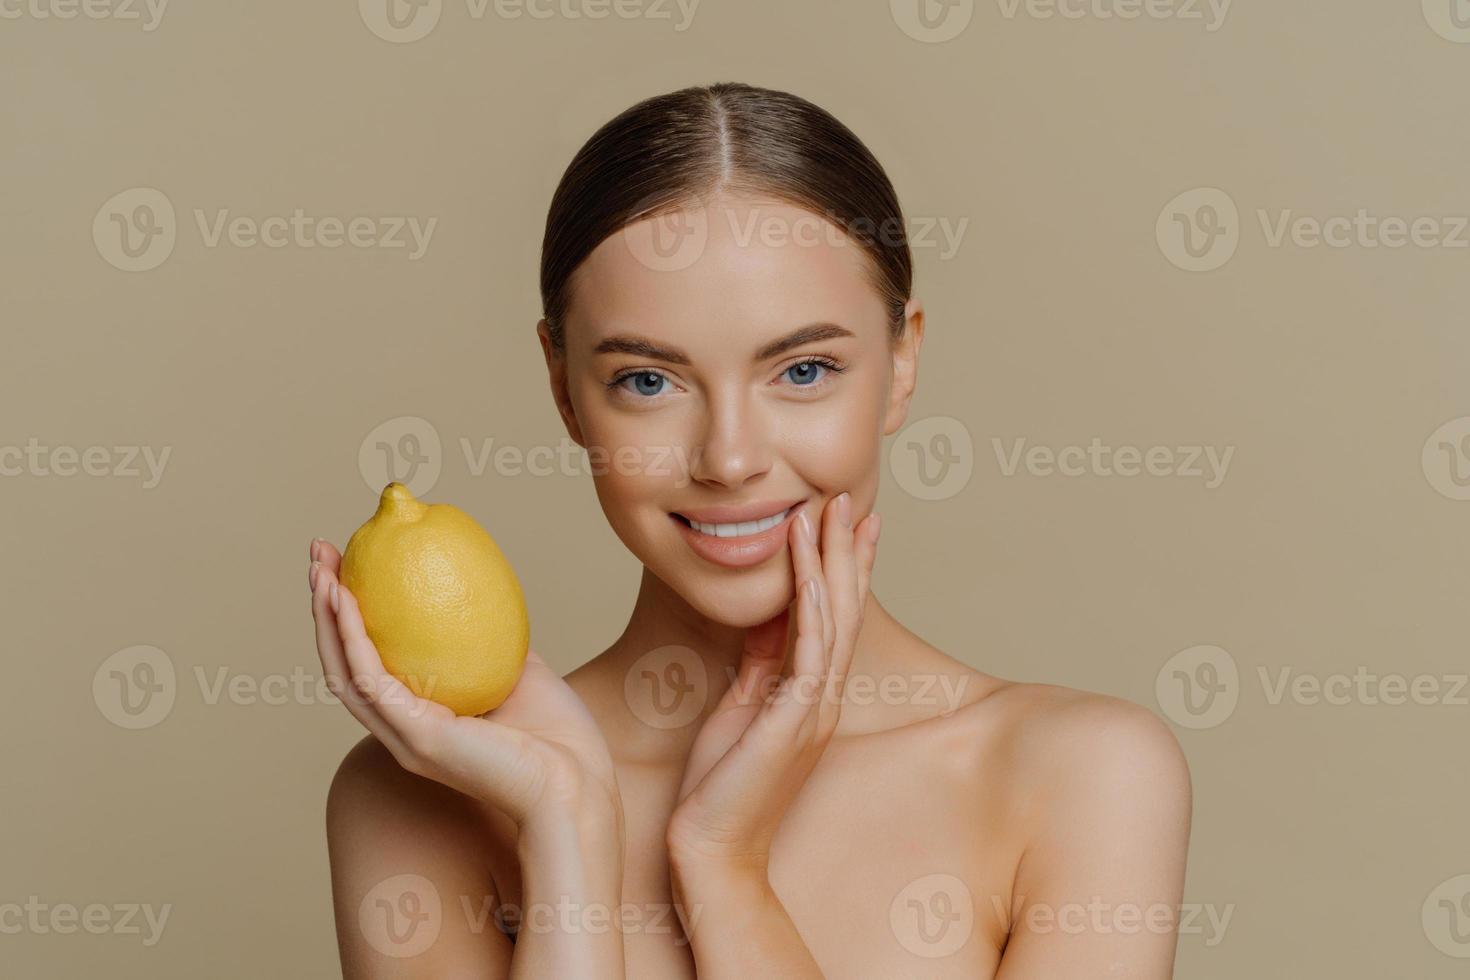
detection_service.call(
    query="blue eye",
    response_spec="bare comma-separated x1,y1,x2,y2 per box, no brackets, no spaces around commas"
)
785,360,828,386
616,371,667,397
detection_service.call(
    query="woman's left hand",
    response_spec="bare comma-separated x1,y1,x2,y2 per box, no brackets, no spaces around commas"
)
665,491,881,877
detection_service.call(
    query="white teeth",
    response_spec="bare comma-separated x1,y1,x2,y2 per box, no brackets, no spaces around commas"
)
688,507,790,538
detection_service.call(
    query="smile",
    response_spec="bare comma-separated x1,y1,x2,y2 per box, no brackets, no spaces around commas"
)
681,507,792,538
670,500,804,569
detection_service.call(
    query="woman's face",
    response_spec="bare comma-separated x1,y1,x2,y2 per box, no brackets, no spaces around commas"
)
540,194,922,627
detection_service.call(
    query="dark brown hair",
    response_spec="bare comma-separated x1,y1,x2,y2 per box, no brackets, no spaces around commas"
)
539,82,913,348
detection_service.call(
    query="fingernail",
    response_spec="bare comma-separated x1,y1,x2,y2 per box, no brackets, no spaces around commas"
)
309,560,321,592
329,581,340,615
799,509,814,542
805,577,819,607
837,493,851,528
868,512,881,544
310,538,321,561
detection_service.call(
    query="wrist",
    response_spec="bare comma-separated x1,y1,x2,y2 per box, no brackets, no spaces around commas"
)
669,856,775,942
518,792,625,862
668,845,769,892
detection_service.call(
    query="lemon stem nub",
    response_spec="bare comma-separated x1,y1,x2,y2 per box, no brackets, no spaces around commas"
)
377,482,428,522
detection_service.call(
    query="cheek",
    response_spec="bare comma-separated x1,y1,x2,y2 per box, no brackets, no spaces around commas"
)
781,376,886,493
577,402,692,538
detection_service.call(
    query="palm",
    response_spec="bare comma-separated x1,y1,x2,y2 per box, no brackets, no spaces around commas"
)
468,649,619,796
675,612,790,805
310,538,617,823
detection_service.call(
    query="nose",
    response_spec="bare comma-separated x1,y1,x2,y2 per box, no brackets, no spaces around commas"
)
688,386,773,489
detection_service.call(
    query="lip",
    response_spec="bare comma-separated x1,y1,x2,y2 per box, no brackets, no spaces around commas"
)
670,499,804,569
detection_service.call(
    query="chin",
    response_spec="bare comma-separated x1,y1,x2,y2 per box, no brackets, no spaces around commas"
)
680,564,796,628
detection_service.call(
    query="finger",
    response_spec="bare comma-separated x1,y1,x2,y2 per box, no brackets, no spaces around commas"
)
820,495,858,654
824,510,879,713
311,537,343,576
762,576,827,737
790,576,827,711
789,506,828,654
849,511,880,639
325,570,440,738
310,569,407,755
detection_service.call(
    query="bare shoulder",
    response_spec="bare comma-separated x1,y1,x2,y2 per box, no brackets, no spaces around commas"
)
326,733,509,885
328,732,471,827
325,736,515,973
952,679,1193,842
982,680,1188,764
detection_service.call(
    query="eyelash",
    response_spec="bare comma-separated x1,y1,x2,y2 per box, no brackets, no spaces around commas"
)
605,355,847,398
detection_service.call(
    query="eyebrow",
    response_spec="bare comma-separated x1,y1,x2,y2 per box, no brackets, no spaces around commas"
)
592,322,856,365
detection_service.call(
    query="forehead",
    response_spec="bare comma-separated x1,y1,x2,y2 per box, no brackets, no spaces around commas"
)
563,196,888,354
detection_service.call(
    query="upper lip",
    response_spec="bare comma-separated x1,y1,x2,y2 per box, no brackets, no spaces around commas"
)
673,499,803,525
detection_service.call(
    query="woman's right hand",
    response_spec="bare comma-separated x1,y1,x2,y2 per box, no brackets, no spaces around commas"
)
308,538,622,831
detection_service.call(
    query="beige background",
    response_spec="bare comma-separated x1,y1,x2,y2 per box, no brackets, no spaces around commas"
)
3,1,1468,976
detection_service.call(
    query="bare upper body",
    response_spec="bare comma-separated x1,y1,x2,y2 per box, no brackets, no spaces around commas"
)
326,590,1192,978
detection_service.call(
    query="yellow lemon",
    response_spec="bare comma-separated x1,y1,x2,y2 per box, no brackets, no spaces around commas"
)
340,483,529,716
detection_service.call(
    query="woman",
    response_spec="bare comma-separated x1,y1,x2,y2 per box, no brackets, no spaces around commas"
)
308,81,1192,978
